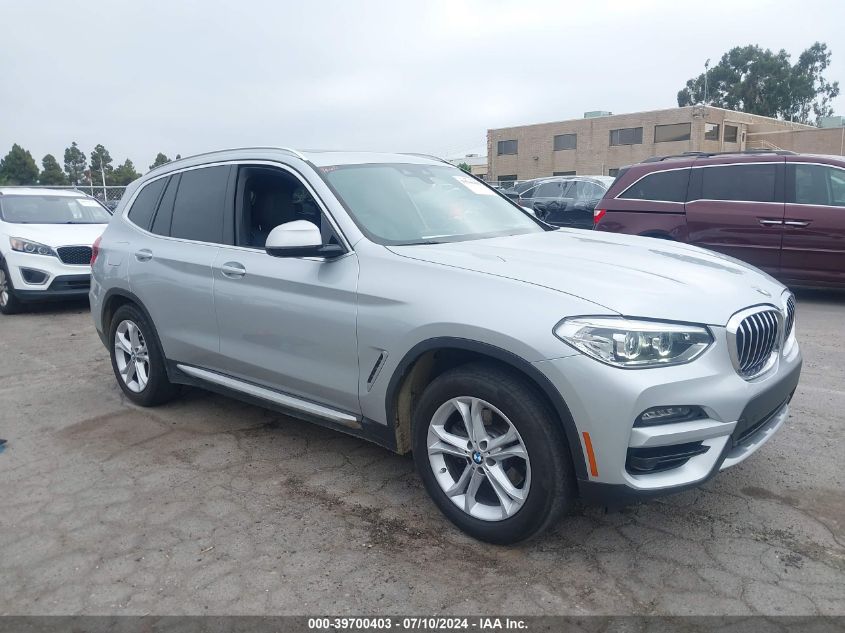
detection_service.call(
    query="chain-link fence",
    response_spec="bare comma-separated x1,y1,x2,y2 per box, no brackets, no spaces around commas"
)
6,184,127,210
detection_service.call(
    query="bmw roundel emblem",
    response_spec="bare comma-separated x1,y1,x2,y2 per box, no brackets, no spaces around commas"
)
472,451,483,464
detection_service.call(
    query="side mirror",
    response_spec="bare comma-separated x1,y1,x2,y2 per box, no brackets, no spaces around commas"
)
265,220,344,259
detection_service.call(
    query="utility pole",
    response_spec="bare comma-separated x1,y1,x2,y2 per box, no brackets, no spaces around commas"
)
704,58,710,105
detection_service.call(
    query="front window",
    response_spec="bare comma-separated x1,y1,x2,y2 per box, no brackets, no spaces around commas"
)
321,164,544,245
0,195,111,224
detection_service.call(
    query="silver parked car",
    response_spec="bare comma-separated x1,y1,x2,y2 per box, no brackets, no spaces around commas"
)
90,148,801,543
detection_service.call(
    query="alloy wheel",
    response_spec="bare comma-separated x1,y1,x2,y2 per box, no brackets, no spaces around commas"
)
114,319,150,393
427,396,531,521
0,268,9,307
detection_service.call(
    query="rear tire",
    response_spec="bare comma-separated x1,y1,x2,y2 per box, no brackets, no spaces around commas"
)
0,262,23,315
412,363,575,544
109,303,180,406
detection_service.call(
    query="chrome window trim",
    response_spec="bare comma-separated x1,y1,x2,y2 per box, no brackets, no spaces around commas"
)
725,304,783,381
121,159,353,253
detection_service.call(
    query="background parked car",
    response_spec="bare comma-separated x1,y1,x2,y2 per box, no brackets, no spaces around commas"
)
593,151,845,288
518,176,615,229
0,188,110,314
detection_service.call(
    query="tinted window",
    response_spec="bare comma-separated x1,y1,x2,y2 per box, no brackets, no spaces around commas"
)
654,123,691,143
170,166,229,243
553,134,577,150
127,178,166,230
700,164,776,202
609,127,643,146
620,169,690,202
705,123,720,141
497,140,517,155
151,175,178,236
788,164,845,207
724,125,738,143
534,181,562,198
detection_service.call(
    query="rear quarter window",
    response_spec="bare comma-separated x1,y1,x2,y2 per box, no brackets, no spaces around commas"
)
619,168,690,202
127,178,167,230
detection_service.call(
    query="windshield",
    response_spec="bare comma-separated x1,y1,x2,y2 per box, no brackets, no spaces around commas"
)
321,163,544,245
0,195,111,224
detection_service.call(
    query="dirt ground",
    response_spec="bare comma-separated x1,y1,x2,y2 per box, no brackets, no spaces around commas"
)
0,291,843,616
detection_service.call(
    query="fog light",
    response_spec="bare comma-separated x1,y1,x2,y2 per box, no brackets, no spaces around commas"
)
635,405,703,427
20,268,49,285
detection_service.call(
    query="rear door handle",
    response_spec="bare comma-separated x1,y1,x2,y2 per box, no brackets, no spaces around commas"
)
134,249,153,262
220,262,246,279
758,219,783,226
784,220,811,227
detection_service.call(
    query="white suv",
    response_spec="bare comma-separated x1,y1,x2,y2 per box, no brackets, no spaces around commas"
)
0,188,111,314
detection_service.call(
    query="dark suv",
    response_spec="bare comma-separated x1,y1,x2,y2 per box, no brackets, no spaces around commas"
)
594,151,845,288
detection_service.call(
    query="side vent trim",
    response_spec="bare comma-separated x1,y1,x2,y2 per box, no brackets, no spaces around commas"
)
366,351,388,391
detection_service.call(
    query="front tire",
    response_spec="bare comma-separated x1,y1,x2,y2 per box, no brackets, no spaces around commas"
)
0,262,23,315
412,363,575,544
109,304,180,406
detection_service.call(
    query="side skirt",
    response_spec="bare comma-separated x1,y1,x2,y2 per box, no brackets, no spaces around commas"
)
167,361,397,452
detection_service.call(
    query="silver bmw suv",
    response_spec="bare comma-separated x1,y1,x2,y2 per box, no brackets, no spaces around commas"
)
90,148,802,543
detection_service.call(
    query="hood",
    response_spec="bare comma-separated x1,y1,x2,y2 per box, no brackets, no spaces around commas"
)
388,230,786,326
4,223,107,249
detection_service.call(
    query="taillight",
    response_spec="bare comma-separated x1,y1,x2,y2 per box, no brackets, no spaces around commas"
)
90,235,102,265
593,209,606,224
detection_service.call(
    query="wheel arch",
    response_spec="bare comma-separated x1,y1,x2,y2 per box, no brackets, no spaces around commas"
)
100,288,170,366
384,337,588,481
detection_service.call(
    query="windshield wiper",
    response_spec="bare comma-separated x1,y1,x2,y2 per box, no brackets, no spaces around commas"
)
398,239,443,246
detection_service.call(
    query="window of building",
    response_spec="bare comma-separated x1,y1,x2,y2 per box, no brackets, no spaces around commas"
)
553,171,576,176
169,165,230,243
704,123,720,141
127,177,167,230
788,164,845,207
620,169,690,202
608,168,620,177
724,125,739,143
497,174,517,186
609,127,643,146
700,164,776,202
553,134,577,151
654,123,691,143
497,140,518,155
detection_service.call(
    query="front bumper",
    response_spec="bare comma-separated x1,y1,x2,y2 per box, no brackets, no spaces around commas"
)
533,325,802,505
4,250,91,302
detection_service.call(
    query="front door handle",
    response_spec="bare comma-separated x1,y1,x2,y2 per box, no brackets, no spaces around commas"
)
784,220,811,227
135,249,153,262
220,262,246,278
758,219,783,226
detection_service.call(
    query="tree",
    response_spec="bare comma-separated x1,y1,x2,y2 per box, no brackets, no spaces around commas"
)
39,154,68,185
456,162,472,173
0,144,39,185
112,158,140,186
89,144,114,186
677,42,840,125
63,141,87,184
149,152,171,170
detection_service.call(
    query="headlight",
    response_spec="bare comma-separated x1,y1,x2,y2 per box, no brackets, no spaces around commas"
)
9,237,56,257
554,317,713,368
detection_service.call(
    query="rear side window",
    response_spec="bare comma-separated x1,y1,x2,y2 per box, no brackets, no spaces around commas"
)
700,164,776,202
619,169,689,202
534,181,562,198
170,166,229,243
127,178,167,230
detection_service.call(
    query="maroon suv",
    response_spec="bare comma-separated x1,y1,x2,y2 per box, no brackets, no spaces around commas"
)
594,151,845,288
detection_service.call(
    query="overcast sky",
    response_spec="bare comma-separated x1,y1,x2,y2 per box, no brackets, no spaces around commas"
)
2,0,843,171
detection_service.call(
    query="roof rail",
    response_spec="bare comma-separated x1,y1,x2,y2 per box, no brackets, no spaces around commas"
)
643,149,797,163
399,152,452,165
147,146,307,174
